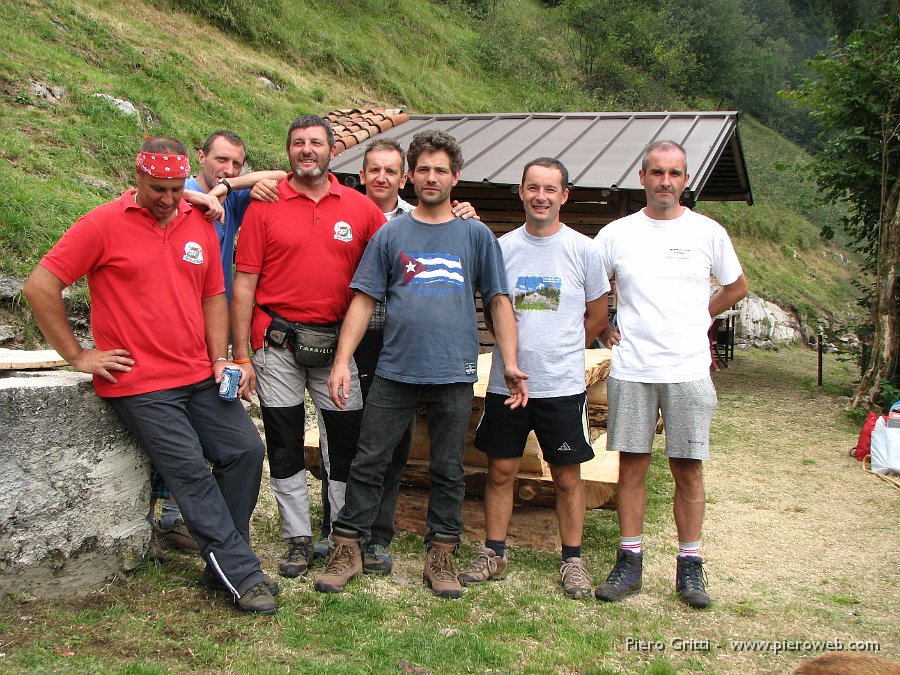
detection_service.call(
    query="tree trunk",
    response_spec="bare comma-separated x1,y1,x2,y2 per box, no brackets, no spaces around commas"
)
852,174,900,408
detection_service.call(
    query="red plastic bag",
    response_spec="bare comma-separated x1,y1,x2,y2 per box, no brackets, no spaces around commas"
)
854,411,883,461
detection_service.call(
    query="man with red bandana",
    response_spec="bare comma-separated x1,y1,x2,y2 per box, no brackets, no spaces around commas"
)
231,115,387,580
24,137,277,615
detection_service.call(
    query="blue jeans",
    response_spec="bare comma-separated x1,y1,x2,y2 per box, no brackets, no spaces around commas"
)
334,376,473,545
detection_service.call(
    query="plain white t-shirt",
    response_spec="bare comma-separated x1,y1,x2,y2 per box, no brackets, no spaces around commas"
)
594,208,743,383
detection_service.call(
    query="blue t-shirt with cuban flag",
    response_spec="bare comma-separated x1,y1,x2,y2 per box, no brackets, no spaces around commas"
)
350,212,508,384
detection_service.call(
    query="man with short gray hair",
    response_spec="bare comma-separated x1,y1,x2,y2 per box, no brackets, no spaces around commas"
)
593,139,748,608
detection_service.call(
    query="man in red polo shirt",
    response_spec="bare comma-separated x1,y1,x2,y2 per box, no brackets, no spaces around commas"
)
231,115,386,580
24,137,276,615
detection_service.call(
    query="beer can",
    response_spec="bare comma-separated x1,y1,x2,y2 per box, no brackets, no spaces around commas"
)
218,366,241,400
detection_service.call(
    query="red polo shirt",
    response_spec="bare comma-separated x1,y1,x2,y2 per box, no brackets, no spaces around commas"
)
40,190,224,397
236,173,386,349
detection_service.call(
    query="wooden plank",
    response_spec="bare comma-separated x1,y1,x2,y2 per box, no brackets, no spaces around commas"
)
0,349,67,370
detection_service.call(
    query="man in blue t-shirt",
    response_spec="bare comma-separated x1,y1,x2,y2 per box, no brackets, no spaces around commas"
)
314,130,529,599
187,131,287,302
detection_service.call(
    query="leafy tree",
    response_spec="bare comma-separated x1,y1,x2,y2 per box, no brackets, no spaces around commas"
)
793,12,900,408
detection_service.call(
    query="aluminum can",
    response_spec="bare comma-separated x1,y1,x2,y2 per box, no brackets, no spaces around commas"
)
218,366,241,400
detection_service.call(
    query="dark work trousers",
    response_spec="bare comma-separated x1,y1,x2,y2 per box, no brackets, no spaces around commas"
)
351,329,415,547
109,377,265,598
334,376,471,546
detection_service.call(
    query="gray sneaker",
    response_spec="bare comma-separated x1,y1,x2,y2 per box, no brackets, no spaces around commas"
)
459,547,508,585
363,543,393,575
560,557,592,599
279,536,314,578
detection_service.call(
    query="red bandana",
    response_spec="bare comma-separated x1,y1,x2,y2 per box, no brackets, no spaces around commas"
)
136,151,191,179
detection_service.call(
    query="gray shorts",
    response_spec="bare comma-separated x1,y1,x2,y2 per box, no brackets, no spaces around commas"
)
606,377,717,460
251,343,362,411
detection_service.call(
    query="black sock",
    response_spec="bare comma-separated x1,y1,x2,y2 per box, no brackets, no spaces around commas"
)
562,544,581,561
485,539,506,558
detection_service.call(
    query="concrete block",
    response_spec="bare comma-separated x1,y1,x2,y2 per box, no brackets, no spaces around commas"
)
0,371,150,597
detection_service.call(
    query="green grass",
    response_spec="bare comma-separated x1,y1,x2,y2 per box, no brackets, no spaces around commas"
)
3,349,897,673
1,0,864,337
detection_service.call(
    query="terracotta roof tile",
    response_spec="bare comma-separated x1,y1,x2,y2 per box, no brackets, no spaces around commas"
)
325,107,407,157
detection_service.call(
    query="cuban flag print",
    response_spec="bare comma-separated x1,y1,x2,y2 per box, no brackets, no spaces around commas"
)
399,251,465,288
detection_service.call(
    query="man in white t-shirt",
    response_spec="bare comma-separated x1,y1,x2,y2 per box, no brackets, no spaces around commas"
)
460,158,611,599
593,140,748,609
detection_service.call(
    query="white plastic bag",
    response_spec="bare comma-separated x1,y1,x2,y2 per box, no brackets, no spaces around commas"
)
870,402,900,475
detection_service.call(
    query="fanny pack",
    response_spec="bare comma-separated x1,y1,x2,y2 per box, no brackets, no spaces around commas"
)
259,305,339,368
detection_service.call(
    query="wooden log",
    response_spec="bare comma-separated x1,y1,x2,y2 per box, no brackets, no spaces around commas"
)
393,486,561,551
400,433,617,510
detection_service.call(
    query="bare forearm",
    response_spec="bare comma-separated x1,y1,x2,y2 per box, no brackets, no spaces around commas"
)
709,274,748,319
23,267,82,362
583,295,610,347
489,294,519,370
208,170,288,199
202,294,229,362
334,293,377,365
230,273,258,359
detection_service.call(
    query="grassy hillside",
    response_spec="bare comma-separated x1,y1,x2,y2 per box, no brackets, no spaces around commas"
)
0,0,862,333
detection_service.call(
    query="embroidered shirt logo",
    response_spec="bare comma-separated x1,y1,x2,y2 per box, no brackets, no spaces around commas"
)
182,241,204,264
464,361,477,376
334,221,353,242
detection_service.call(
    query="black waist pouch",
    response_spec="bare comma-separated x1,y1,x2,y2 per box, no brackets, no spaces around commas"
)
259,304,338,368
291,323,338,368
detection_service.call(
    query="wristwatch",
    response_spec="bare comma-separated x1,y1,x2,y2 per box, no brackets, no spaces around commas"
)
217,177,232,194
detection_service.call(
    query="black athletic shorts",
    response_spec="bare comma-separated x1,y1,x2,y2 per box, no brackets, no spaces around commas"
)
474,392,594,466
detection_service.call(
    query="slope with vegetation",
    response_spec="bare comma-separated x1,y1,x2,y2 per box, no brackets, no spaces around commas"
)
0,0,872,338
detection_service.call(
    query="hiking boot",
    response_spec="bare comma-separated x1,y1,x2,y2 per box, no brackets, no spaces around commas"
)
201,567,280,596
152,518,201,555
423,539,462,598
675,556,711,609
459,547,507,585
236,582,277,615
278,536,313,578
314,535,363,593
363,543,393,575
594,549,643,602
560,557,592,599
313,535,332,560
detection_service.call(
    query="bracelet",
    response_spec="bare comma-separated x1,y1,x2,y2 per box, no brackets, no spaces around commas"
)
232,358,252,364
214,356,229,362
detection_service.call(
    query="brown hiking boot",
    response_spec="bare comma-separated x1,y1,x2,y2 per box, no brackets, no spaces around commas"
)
314,535,362,593
560,557,592,599
459,547,508,585
152,518,201,555
236,582,277,615
423,539,462,598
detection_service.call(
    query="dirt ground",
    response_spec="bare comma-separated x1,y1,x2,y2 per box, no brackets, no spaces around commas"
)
635,348,900,673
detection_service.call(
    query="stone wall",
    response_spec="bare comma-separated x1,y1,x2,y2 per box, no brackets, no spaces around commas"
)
0,371,150,597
